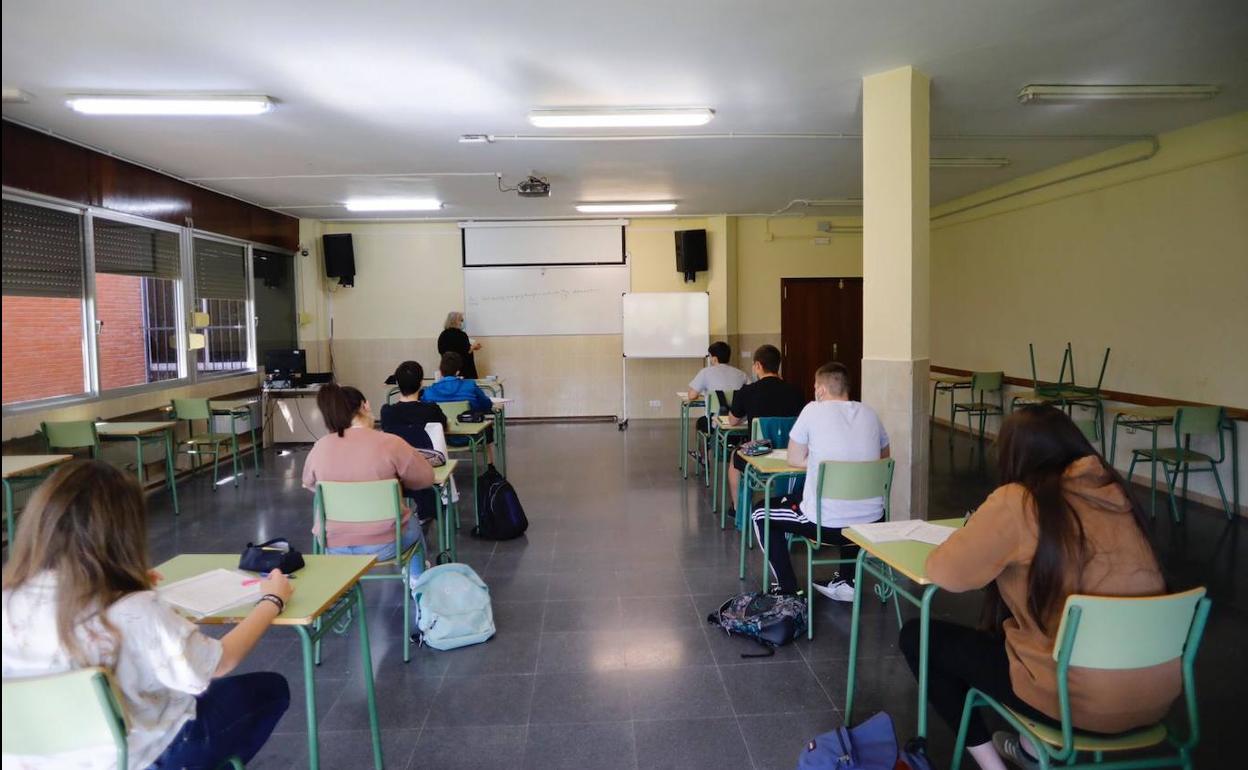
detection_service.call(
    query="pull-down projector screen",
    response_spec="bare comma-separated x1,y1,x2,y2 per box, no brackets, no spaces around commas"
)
461,220,627,267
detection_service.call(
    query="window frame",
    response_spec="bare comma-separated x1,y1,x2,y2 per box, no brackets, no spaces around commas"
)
190,230,258,383
1,187,265,416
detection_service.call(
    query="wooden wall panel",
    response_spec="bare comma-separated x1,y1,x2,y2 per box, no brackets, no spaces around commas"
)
2,121,297,249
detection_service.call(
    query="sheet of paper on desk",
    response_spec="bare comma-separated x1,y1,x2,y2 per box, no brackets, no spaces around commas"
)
769,448,789,461
157,568,262,617
850,520,956,545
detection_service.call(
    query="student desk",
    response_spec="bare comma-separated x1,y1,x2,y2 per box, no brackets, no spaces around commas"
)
710,415,748,517
930,373,972,423
431,459,461,561
736,449,806,582
155,553,383,770
842,517,965,739
209,398,262,476
446,418,491,523
2,454,72,546
1108,404,1240,517
490,397,512,477
676,392,705,479
95,421,180,514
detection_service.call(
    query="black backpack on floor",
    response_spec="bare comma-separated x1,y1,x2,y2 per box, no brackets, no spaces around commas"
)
472,466,528,540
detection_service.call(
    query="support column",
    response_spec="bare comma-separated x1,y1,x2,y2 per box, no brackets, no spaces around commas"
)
861,66,931,521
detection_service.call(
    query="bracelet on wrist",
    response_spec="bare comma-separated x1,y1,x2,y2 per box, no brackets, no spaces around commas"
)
257,594,285,614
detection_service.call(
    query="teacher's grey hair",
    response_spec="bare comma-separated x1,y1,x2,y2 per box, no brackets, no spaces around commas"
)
444,311,464,330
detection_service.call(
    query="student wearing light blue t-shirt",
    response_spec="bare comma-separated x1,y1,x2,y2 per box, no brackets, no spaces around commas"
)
685,341,749,433
750,361,889,602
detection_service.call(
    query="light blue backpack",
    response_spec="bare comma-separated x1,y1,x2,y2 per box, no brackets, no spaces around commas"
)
408,563,495,650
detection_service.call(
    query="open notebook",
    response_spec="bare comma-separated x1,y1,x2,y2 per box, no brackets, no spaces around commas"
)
157,568,263,617
849,520,957,546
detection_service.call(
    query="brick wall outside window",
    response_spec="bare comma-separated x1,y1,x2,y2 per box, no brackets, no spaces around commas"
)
96,273,149,390
1,296,86,404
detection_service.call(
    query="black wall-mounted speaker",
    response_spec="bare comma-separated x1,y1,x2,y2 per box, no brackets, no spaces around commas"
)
322,234,355,287
675,229,707,282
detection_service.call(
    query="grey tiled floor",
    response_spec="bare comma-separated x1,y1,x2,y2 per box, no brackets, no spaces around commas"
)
137,421,1243,769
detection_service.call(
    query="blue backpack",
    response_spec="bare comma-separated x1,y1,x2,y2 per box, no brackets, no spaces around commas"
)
796,712,932,770
408,563,495,650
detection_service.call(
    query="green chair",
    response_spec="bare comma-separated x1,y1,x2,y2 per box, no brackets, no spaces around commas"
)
951,588,1211,770
1129,407,1232,521
40,420,100,458
2,667,245,769
951,371,1004,445
314,479,424,663
734,416,803,529
171,399,240,489
695,389,736,487
800,458,897,639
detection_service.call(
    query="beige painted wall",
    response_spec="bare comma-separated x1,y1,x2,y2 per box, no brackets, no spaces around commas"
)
931,110,1248,513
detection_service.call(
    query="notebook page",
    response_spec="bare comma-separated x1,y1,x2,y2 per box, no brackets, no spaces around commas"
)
158,568,262,617
849,521,921,542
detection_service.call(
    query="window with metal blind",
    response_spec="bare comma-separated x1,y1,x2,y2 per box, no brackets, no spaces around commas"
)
193,238,252,374
1,199,89,406
93,219,182,390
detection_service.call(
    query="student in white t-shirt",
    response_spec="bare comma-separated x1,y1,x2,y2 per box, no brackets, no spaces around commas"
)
686,341,749,433
2,460,292,770
750,361,889,601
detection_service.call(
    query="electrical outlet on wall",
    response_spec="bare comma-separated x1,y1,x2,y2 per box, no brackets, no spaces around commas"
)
649,400,662,408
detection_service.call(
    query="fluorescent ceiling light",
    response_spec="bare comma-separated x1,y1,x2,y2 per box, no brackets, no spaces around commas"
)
576,202,678,213
1017,84,1219,103
344,198,443,212
529,108,714,128
66,94,273,115
458,134,493,143
930,156,1011,168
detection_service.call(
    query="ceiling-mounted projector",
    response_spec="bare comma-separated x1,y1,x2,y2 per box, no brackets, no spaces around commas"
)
516,176,551,198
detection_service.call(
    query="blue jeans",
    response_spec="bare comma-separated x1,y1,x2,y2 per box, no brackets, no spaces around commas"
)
148,672,289,769
327,518,426,581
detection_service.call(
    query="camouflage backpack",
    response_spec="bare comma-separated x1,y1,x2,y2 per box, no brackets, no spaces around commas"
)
707,592,808,657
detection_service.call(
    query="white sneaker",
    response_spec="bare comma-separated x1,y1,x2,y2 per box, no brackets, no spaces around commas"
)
813,579,856,602
992,732,1040,770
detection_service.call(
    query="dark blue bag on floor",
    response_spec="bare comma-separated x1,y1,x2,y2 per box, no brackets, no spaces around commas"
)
796,712,932,770
471,466,528,540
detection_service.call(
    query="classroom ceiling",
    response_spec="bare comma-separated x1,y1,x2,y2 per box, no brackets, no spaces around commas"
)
2,0,1246,222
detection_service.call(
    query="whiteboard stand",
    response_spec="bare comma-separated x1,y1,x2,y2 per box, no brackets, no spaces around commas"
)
618,292,711,431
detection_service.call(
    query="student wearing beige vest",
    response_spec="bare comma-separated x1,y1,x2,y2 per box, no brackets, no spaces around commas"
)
901,406,1175,770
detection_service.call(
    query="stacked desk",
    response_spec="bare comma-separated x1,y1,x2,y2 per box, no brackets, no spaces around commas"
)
2,454,72,545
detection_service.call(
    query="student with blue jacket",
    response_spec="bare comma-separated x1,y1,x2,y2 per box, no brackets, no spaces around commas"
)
422,352,496,464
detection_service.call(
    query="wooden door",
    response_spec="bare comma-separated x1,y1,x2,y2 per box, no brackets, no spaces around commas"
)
780,277,864,401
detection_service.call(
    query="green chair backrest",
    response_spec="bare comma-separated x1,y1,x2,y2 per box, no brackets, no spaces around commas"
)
706,389,736,419
752,416,798,448
1174,407,1222,438
816,458,894,511
1053,588,1207,669
41,420,99,452
437,400,471,424
317,480,404,524
970,371,1003,394
2,668,128,763
171,398,213,421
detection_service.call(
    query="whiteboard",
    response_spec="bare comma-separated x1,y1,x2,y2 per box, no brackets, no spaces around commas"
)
622,293,710,358
461,220,626,266
464,265,629,336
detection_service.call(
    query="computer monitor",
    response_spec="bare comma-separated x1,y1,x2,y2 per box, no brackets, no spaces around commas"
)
263,348,307,379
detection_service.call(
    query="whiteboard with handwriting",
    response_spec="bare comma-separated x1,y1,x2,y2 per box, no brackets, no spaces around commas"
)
463,265,629,336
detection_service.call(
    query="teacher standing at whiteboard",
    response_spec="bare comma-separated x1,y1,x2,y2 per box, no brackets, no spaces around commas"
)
438,311,481,379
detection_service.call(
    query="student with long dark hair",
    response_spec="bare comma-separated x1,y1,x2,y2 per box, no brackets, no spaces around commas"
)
2,460,292,768
302,383,435,563
901,406,1174,770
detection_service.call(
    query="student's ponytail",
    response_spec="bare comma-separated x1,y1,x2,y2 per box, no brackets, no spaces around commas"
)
316,382,366,437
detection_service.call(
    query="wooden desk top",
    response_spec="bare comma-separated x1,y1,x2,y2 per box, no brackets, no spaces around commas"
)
2,454,73,479
842,517,965,586
154,553,376,626
930,374,972,385
211,398,258,412
95,421,176,437
431,459,459,486
739,448,805,475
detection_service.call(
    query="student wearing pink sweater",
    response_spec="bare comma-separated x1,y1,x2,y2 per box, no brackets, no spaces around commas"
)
301,383,435,561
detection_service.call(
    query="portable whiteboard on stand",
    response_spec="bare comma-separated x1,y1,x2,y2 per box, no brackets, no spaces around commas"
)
619,292,711,430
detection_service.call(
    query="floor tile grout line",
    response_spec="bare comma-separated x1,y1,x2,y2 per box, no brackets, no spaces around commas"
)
700,623,762,770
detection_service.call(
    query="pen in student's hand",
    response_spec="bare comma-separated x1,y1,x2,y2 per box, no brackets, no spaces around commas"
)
241,575,297,586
